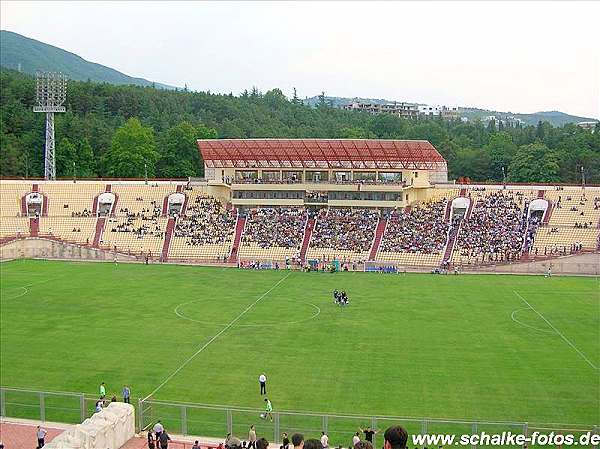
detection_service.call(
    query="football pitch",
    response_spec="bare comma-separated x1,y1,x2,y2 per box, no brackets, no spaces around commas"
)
0,259,598,437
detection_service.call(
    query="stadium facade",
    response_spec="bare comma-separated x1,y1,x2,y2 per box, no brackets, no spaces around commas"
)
1,138,598,273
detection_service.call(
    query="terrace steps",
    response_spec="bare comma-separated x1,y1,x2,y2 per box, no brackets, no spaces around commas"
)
300,217,316,263
228,214,246,263
161,217,176,262
29,217,38,237
92,217,106,248
368,218,387,261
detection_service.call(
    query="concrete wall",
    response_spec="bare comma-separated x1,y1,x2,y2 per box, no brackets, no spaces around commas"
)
0,238,137,262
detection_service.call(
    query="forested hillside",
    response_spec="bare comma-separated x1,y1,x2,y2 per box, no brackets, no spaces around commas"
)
1,69,599,183
0,30,173,89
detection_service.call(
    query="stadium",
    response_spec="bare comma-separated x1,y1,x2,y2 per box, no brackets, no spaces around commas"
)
1,137,598,448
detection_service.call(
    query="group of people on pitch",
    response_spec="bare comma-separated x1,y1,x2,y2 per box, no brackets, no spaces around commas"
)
333,290,350,306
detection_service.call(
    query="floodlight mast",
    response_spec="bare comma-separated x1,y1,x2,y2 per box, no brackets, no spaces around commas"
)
33,72,67,180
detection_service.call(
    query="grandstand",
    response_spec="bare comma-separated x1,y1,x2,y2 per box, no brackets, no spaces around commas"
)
1,139,599,269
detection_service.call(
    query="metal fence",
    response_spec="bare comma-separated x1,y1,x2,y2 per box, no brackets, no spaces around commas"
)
1,387,598,449
137,398,599,449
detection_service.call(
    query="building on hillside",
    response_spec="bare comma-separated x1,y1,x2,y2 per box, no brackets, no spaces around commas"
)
418,105,460,120
198,138,448,210
342,101,419,119
577,121,598,132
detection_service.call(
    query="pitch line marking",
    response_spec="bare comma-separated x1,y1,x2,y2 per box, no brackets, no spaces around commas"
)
145,271,292,399
510,308,554,334
174,299,321,327
513,290,599,371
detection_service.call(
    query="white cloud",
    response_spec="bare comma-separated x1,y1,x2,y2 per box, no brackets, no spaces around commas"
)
2,1,599,117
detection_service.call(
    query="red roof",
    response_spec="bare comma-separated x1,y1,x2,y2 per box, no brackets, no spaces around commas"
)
198,139,446,170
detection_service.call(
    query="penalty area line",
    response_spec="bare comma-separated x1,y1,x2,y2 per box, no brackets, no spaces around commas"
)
513,290,599,371
144,271,292,400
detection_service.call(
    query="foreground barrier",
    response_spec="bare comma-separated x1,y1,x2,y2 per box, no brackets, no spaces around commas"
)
43,402,134,449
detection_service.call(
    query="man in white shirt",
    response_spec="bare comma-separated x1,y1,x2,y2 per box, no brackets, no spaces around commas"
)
352,433,360,446
259,373,267,395
36,426,47,448
320,432,329,449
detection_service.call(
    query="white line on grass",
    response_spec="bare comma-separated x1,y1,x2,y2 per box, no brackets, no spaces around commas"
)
510,307,554,334
513,290,599,371
145,271,292,400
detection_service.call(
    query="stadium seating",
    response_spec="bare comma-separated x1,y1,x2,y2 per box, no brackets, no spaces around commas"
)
378,200,450,267
0,216,30,238
452,189,529,264
0,182,31,217
306,208,379,262
39,217,97,245
239,207,307,261
1,181,598,266
168,193,236,261
39,182,104,216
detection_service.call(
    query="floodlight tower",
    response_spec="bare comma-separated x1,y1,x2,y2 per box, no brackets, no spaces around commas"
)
33,72,67,180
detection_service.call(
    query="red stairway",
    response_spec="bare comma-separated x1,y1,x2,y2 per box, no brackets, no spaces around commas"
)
228,213,246,263
299,217,316,263
29,217,39,237
542,201,553,225
368,218,387,261
442,220,461,265
92,217,106,248
160,217,176,262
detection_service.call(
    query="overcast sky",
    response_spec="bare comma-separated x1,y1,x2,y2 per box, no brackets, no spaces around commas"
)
2,1,599,118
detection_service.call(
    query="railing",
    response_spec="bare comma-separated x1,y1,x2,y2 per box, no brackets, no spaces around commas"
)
2,387,598,449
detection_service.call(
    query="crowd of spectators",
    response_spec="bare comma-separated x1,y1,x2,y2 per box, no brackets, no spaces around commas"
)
380,200,449,254
174,196,236,246
109,203,164,239
311,208,379,252
242,207,307,248
455,192,526,260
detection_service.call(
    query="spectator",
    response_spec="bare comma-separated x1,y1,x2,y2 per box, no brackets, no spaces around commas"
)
292,433,305,449
353,433,361,446
359,426,378,444
257,438,269,449
281,433,290,449
384,426,408,449
355,442,374,449
304,439,322,449
153,421,164,441
248,425,257,449
192,442,201,449
36,425,47,448
99,382,106,399
226,436,243,449
320,432,329,449
148,430,156,449
158,430,171,449
242,208,307,249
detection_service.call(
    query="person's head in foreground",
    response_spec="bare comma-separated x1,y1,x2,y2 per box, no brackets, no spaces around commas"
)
384,426,408,449
292,433,304,449
257,438,269,449
303,439,321,449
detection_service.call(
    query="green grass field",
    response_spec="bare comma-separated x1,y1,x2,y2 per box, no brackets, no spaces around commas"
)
0,259,598,442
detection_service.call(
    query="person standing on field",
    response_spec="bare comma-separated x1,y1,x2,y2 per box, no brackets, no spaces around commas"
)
36,426,47,448
99,382,106,399
264,398,273,422
122,385,131,403
259,373,267,395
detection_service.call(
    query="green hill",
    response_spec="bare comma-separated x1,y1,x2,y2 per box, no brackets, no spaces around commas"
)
0,30,174,89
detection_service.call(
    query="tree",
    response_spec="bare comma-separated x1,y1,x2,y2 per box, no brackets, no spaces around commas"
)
317,91,327,108
485,132,517,181
101,118,158,178
56,137,77,177
77,139,96,177
157,121,217,178
508,143,560,183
